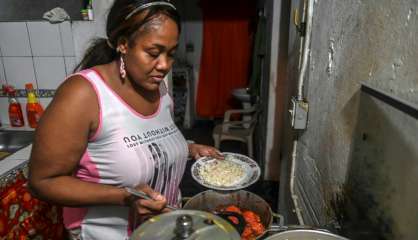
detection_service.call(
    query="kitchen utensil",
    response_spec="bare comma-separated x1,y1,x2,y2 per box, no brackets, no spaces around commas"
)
183,189,284,238
125,187,178,210
129,210,241,240
191,152,261,190
213,211,246,235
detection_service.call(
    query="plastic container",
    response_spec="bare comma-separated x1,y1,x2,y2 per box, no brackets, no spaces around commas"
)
81,9,89,21
25,83,44,128
87,0,94,20
3,85,25,127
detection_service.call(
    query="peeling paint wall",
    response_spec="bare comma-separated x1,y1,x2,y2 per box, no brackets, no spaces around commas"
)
286,0,418,239
343,92,418,239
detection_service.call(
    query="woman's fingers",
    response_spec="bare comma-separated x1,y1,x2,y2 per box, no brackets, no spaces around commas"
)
162,207,173,213
212,149,224,159
136,185,166,201
132,184,167,214
190,144,224,160
137,198,167,211
136,203,153,215
200,147,224,159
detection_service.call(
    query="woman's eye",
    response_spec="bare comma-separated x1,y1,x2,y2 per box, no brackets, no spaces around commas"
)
147,51,159,58
168,51,177,58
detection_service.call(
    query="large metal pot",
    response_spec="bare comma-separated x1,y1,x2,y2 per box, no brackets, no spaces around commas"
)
130,210,241,240
263,229,349,240
183,190,283,236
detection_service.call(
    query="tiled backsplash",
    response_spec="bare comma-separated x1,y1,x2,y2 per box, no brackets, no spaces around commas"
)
0,21,76,125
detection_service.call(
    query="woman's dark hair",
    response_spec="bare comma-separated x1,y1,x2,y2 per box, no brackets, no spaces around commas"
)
74,0,181,72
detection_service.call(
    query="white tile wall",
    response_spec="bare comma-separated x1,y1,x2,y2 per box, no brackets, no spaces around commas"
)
17,97,28,127
34,57,66,89
0,57,6,85
39,97,53,110
59,22,75,57
27,22,62,57
64,56,77,75
0,97,9,124
0,22,32,57
3,57,36,89
0,20,79,125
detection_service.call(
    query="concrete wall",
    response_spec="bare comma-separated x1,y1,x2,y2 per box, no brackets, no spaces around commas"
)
343,91,418,239
171,0,203,107
285,0,418,239
72,0,113,63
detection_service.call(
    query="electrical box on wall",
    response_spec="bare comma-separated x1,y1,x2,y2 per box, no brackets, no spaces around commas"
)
290,97,309,130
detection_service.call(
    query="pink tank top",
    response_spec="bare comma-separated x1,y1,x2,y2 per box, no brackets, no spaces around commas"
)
63,69,188,239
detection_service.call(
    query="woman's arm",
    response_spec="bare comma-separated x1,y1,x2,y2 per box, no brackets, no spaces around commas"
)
28,75,129,206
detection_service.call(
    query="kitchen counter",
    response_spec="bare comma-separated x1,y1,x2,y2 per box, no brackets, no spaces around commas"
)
0,124,36,132
0,144,32,176
0,124,34,176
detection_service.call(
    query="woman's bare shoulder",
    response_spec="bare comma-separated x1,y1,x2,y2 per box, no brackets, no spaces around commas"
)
43,74,99,126
54,74,96,100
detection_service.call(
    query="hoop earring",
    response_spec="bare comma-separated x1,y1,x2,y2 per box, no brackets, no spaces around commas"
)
120,55,126,79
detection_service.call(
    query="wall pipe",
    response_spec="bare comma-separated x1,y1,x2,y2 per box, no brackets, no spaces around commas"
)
297,0,314,101
290,0,314,225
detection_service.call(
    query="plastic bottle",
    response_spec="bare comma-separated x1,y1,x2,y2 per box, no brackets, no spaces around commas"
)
87,0,94,20
25,83,44,128
3,85,25,127
81,9,89,21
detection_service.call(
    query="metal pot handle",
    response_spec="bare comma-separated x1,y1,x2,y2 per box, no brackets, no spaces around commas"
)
180,197,192,207
270,211,284,227
181,197,192,201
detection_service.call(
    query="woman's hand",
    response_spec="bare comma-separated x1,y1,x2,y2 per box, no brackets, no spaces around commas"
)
126,184,168,217
188,143,224,160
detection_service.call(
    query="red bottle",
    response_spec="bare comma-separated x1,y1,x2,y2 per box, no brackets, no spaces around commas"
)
4,85,25,127
25,83,44,128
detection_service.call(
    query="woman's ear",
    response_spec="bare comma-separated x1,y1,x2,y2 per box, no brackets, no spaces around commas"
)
116,37,128,54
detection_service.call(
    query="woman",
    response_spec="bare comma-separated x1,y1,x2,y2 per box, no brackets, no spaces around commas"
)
28,0,222,239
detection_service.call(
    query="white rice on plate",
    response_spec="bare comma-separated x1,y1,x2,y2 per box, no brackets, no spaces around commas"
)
199,155,245,187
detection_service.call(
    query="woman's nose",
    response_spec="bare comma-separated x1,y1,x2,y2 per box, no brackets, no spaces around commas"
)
156,55,172,71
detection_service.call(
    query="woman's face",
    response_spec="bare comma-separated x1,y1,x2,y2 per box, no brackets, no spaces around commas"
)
122,15,179,91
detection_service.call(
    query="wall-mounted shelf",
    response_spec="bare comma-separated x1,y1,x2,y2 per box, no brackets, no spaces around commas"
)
0,0,85,21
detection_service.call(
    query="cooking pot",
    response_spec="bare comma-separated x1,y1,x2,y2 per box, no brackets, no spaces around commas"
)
130,210,241,240
183,190,283,238
262,228,350,240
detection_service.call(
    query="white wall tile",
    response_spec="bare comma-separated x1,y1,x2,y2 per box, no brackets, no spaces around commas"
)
27,22,62,57
34,57,66,89
3,57,36,89
39,97,53,110
18,97,30,128
59,22,75,57
0,58,6,85
64,57,76,75
0,97,9,124
0,22,32,57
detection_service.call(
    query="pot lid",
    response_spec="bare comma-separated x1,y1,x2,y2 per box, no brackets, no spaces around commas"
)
130,210,241,240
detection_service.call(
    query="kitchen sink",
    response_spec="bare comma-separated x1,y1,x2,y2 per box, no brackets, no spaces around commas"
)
0,131,34,160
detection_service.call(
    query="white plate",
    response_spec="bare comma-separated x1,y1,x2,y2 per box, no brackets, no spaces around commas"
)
191,152,261,191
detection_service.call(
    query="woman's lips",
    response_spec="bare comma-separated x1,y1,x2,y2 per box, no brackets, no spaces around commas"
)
150,76,164,82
